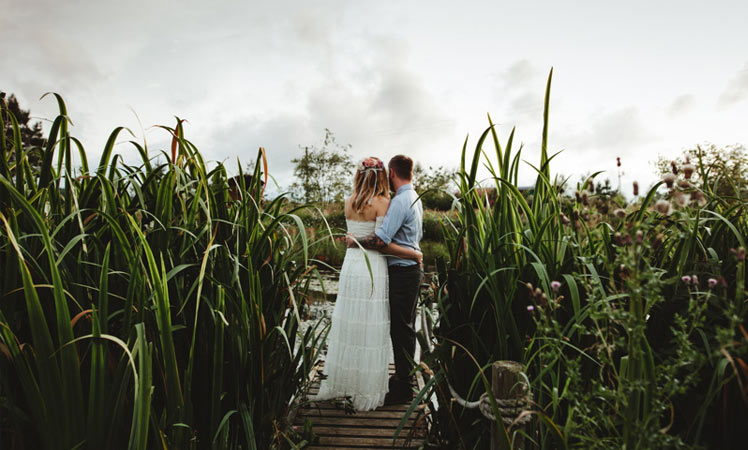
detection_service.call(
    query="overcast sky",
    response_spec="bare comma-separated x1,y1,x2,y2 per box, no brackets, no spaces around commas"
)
3,0,748,194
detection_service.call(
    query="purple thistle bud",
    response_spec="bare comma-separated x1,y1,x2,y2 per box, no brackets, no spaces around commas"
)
526,305,535,312
681,275,692,285
708,278,718,288
551,281,561,293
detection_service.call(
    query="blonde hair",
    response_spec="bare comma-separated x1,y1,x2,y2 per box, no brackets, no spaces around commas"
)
351,157,388,213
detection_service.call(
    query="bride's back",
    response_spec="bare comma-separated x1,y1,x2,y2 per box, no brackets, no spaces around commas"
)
344,195,389,222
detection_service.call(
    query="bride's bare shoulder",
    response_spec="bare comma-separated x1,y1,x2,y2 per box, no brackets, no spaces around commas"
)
371,195,390,216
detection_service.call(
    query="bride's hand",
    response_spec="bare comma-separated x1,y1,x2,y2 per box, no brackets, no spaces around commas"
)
345,233,357,248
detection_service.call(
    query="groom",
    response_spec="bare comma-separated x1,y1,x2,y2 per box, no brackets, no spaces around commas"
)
348,155,423,404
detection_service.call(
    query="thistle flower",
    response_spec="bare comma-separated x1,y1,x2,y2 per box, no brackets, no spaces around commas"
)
581,190,590,206
632,181,639,196
673,191,691,207
654,199,672,215
527,305,535,312
692,274,699,286
613,208,626,218
635,230,643,244
663,173,676,188
551,281,561,293
677,180,691,190
681,275,692,285
560,213,570,225
693,191,707,207
708,278,718,288
589,181,595,193
682,163,696,179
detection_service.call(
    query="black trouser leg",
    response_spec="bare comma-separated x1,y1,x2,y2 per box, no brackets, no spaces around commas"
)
388,266,423,387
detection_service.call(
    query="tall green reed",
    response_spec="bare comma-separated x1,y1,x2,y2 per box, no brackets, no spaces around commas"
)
414,70,747,449
0,94,322,449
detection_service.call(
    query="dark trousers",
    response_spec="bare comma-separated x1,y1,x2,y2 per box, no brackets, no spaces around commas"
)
388,265,423,388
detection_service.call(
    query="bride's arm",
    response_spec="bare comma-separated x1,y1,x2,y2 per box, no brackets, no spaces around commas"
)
380,242,423,265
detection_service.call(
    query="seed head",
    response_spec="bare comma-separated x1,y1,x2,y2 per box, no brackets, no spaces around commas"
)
693,191,707,207
663,173,676,188
632,181,639,196
613,208,626,219
654,199,672,215
670,161,679,175
673,191,691,207
682,163,695,179
617,157,621,167
692,275,699,286
653,233,664,249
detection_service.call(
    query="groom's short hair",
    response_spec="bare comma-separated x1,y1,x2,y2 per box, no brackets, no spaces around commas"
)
389,155,413,181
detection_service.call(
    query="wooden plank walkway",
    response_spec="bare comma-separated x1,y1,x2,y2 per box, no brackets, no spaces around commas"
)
294,364,427,449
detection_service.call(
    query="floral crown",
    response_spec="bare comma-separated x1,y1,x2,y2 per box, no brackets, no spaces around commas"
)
357,157,384,172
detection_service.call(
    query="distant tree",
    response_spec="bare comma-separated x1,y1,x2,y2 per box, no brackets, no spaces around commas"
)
290,129,354,203
655,143,748,199
1,91,45,169
413,163,456,210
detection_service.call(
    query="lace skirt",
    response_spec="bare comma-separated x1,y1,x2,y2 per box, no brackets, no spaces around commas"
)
314,248,393,411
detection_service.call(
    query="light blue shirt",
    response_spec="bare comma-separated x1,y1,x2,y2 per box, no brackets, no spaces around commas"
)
375,183,423,267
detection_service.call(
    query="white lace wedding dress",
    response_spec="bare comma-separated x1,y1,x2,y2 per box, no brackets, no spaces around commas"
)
313,217,393,411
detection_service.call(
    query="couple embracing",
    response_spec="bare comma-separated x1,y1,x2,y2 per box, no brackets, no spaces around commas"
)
314,155,424,411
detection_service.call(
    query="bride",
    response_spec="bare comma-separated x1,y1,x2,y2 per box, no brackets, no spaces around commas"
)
313,157,422,411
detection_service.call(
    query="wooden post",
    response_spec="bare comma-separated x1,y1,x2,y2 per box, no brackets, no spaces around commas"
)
490,361,526,450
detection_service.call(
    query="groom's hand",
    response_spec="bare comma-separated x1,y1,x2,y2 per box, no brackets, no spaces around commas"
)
415,250,423,266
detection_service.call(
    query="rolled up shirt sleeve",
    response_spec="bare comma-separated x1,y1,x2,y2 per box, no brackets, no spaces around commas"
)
375,199,406,245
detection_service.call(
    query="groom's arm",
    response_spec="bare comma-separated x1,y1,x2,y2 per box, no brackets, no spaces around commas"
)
346,232,387,249
347,197,407,249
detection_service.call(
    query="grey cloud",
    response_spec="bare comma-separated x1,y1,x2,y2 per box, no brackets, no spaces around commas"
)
501,60,538,88
494,60,546,121
205,112,312,188
558,107,657,164
718,62,748,107
667,94,695,116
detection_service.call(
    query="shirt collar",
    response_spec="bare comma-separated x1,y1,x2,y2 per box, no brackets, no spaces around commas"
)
396,183,414,195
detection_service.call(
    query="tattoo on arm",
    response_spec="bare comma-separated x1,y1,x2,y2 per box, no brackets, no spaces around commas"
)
355,233,386,249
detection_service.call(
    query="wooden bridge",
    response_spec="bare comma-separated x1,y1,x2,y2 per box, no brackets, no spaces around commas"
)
293,364,428,449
